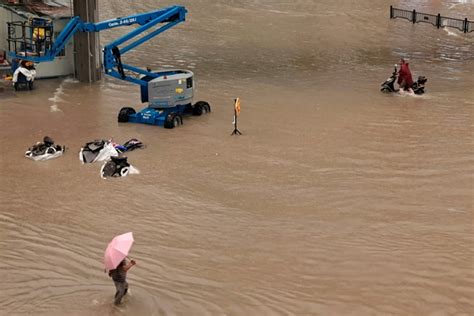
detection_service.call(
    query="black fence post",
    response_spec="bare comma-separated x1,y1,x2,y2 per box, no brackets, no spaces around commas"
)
437,13,441,28
412,9,416,23
464,18,468,33
390,5,393,19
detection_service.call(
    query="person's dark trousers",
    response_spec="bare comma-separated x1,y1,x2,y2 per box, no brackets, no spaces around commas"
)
114,281,129,305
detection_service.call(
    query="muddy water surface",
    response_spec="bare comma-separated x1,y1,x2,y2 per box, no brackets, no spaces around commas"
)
1,0,473,315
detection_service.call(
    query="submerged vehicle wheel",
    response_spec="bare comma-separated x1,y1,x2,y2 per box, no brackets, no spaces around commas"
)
45,147,57,155
101,161,116,178
381,87,391,93
195,101,211,113
118,107,136,122
28,81,34,90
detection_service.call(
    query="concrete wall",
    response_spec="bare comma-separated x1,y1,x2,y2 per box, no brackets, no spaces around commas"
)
0,6,75,78
0,7,10,54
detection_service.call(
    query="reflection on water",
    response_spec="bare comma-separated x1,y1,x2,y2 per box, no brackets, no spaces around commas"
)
1,0,473,315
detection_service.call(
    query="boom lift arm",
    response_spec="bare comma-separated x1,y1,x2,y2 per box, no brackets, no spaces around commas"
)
7,5,187,87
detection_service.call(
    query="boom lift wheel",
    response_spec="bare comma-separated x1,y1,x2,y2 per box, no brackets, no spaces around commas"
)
195,101,211,113
118,107,136,122
192,103,203,116
174,114,183,127
164,112,183,129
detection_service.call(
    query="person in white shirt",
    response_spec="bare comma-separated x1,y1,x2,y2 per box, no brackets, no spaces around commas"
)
12,60,36,85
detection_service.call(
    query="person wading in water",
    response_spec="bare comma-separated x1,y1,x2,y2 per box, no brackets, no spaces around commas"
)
109,259,136,305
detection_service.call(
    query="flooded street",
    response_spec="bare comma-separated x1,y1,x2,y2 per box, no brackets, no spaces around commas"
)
1,0,473,315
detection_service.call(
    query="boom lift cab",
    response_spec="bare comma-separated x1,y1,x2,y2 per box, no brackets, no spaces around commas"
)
146,70,194,108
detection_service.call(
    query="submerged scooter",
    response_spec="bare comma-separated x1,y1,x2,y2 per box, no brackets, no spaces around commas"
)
380,65,427,95
101,156,130,178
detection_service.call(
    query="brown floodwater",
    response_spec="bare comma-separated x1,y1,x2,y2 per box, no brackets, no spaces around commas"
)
1,0,473,315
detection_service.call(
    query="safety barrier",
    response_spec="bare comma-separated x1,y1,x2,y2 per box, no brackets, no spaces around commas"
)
390,6,473,33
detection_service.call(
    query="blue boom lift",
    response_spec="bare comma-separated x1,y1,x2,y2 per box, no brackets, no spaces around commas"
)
7,5,210,128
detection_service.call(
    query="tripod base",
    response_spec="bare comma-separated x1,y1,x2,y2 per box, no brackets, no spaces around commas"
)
231,128,242,135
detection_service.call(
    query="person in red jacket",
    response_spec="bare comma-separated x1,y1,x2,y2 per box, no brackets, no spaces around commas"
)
397,58,414,93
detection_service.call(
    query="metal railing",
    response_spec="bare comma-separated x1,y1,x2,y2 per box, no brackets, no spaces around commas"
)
468,21,474,33
390,6,473,33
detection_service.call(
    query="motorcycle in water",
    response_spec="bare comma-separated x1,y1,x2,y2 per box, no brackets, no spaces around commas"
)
380,65,427,95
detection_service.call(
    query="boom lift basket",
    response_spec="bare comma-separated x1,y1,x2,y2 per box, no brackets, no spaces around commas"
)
7,18,53,58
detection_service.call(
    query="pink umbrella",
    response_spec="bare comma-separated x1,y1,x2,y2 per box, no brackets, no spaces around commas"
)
104,232,134,271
